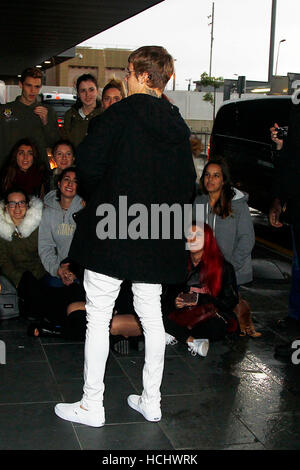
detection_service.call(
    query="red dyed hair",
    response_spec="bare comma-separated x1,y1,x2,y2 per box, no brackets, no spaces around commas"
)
188,223,224,297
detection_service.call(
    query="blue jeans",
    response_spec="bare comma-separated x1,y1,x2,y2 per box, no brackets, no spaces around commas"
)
289,226,300,320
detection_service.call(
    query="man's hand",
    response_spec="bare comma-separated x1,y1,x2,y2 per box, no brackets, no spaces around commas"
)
269,198,283,228
270,122,283,151
34,105,48,126
57,263,76,286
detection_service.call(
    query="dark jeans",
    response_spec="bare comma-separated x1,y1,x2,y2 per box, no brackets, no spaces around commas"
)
18,271,86,322
163,312,227,343
61,280,137,341
43,282,86,323
17,271,48,319
63,309,86,341
289,226,300,320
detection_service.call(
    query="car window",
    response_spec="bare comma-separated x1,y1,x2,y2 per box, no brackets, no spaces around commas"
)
213,97,291,144
235,98,291,143
213,102,237,135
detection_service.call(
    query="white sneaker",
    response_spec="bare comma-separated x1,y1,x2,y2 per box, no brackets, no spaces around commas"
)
187,339,209,357
54,401,105,427
127,394,161,422
165,332,178,345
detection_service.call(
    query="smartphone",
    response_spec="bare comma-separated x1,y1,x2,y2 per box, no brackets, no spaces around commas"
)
179,292,198,303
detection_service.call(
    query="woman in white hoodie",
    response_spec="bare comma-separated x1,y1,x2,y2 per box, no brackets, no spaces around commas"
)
0,188,45,319
194,157,261,337
37,166,86,324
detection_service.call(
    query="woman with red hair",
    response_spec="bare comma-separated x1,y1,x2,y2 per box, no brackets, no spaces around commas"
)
163,222,239,357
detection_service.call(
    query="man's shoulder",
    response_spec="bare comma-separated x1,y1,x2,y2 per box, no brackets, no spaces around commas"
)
0,97,19,110
0,98,22,122
88,101,126,132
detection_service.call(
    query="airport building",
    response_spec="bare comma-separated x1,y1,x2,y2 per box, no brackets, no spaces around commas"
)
45,46,131,89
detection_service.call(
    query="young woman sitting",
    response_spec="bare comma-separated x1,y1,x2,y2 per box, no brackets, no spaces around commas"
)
0,188,46,320
49,139,75,191
162,222,239,357
194,156,261,337
28,279,144,354
37,167,86,324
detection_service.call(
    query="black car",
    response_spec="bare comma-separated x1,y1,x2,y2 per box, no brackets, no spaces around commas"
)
209,96,292,214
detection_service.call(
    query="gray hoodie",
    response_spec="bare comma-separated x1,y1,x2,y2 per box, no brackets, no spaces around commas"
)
193,188,255,285
38,190,84,277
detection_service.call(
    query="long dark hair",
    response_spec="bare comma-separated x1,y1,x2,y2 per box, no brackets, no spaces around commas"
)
75,73,99,108
1,138,47,194
200,156,235,218
55,166,78,201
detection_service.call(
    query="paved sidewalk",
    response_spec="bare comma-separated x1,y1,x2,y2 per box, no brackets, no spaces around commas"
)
0,244,300,451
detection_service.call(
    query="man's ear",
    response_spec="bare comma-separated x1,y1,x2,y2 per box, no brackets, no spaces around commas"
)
18,81,23,90
139,72,149,85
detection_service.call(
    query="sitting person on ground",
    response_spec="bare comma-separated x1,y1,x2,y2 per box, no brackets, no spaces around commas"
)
162,222,239,357
37,166,86,324
0,188,46,320
28,280,145,354
49,139,75,191
194,156,261,337
101,78,126,111
0,138,49,199
63,74,102,148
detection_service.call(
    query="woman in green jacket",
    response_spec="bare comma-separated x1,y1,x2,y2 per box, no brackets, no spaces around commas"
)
63,74,102,148
0,188,46,319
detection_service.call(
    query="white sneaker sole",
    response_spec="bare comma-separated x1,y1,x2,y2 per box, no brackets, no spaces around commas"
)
200,343,209,356
127,395,161,422
54,403,105,428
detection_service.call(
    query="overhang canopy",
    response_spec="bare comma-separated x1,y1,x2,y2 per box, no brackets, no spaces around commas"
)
0,0,164,77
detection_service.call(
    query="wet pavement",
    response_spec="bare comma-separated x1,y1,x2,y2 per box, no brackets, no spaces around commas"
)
0,242,300,453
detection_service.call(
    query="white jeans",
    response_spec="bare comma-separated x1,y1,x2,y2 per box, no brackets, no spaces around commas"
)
81,269,165,411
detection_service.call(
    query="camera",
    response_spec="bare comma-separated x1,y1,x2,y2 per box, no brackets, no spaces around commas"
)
276,126,288,140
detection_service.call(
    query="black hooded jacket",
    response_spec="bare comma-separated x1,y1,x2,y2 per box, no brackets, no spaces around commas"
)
69,93,196,284
272,101,300,255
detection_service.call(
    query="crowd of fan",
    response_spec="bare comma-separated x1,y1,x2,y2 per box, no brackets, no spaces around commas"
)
0,66,260,359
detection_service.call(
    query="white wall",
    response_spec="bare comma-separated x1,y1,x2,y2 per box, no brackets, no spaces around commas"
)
2,85,75,103
165,90,268,121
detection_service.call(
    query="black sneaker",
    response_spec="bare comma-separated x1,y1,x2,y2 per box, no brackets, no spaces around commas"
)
27,321,63,338
111,336,129,355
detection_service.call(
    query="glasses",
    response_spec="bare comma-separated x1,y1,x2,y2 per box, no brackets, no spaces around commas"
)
7,200,27,208
61,177,78,184
125,68,136,78
55,152,73,159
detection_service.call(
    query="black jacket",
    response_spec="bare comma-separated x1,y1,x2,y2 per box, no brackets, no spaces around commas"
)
272,101,300,254
162,259,239,323
273,102,300,206
69,94,196,284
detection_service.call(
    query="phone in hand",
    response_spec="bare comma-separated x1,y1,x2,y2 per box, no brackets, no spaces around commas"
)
179,292,198,303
